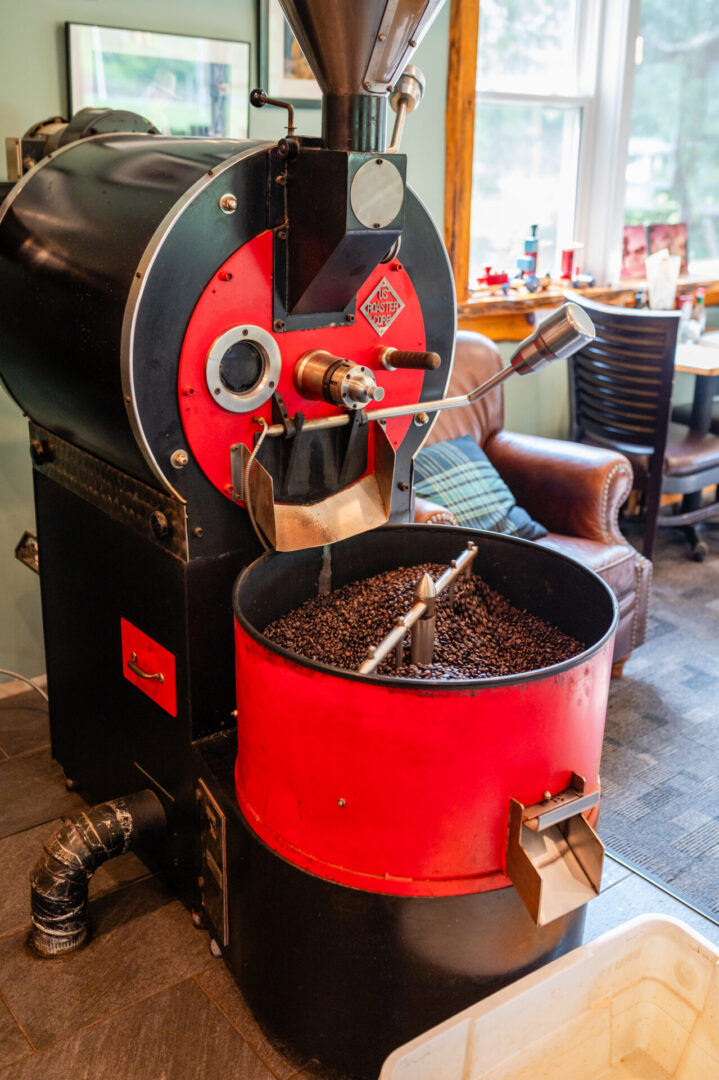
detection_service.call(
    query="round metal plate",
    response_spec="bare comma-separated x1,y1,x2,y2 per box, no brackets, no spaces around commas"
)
350,158,404,229
205,325,281,413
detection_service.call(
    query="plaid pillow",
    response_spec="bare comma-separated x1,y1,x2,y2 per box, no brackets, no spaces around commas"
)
414,436,546,539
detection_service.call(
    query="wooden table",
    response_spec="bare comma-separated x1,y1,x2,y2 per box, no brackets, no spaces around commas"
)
675,332,719,432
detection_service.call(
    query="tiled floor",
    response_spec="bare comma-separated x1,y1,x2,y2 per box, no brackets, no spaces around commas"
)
1,682,718,1079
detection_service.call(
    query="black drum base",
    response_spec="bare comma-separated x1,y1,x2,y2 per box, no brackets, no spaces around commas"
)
199,733,586,1080
233,815,584,1078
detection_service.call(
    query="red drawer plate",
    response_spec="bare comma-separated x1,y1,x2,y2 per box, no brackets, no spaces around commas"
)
120,618,177,717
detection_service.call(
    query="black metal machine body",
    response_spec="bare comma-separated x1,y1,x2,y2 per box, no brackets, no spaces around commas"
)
0,3,611,1076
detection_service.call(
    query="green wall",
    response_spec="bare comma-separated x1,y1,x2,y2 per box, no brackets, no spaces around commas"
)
0,0,448,679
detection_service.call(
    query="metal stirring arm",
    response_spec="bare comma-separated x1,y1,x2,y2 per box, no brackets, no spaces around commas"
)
359,541,478,675
258,302,595,439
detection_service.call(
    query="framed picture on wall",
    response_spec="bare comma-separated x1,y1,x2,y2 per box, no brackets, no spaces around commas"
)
258,0,321,107
66,23,251,138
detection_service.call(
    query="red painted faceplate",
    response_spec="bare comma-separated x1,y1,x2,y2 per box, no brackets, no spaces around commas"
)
177,230,427,501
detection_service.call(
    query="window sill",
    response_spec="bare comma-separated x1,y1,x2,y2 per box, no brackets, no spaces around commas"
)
458,278,719,341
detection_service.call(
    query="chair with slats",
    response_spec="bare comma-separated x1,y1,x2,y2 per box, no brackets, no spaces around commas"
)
566,293,719,560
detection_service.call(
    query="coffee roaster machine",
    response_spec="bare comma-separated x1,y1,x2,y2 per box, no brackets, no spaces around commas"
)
0,2,617,1076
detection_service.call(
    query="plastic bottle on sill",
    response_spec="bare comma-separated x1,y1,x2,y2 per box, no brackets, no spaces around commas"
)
695,288,707,337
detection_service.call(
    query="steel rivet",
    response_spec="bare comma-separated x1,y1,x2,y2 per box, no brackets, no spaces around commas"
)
363,81,371,90
397,481,409,491
192,526,204,538
170,449,189,468
413,412,430,426
542,790,552,802
219,192,237,214
337,798,346,807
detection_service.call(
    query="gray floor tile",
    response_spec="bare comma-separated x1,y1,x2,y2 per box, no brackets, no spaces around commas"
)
0,995,31,1070
584,869,719,948
1,979,275,1080
0,749,84,841
599,854,632,892
0,691,49,757
0,819,150,939
0,877,212,1048
196,963,310,1080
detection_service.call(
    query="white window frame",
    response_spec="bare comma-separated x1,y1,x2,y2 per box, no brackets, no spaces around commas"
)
473,0,641,287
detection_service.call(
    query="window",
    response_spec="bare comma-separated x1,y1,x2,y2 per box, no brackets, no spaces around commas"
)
470,0,596,282
624,2,719,276
446,1,718,299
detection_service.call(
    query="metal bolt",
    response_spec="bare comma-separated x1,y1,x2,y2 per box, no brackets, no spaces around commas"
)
276,229,287,241
337,798,346,807
29,439,46,466
409,38,417,47
170,449,189,468
345,313,355,323
191,908,204,928
23,156,36,172
363,81,371,90
219,193,237,214
149,511,171,540
275,174,287,185
378,32,386,41
542,790,552,802
192,526,204,538
273,319,286,332
183,385,195,396
397,481,409,491
413,412,430,426
218,271,233,282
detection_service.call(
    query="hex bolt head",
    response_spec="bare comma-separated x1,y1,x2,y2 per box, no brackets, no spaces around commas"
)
170,449,189,469
29,439,46,465
149,511,171,540
413,412,430,427
219,193,238,214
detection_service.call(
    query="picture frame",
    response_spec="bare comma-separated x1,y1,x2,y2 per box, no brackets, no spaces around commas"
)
648,222,688,274
620,225,648,279
258,0,321,107
66,23,251,139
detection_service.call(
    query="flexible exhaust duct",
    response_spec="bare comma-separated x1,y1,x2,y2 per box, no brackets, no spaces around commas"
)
30,790,167,957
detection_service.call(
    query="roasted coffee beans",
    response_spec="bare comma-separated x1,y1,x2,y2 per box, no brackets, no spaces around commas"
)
265,563,583,680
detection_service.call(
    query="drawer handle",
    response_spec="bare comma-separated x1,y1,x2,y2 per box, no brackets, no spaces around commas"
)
128,652,164,683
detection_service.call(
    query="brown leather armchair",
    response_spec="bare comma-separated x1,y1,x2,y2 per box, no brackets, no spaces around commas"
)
414,330,652,673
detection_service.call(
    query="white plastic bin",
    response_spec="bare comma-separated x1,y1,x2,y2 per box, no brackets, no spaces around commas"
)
380,916,719,1080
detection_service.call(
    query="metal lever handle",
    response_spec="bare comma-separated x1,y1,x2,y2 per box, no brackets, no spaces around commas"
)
127,652,164,683
258,303,595,438
250,88,295,136
379,347,441,371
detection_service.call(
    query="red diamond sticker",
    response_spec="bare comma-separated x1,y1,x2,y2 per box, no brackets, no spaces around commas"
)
359,277,405,337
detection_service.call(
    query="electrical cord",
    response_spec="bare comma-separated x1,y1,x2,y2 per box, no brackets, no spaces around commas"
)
0,668,48,703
